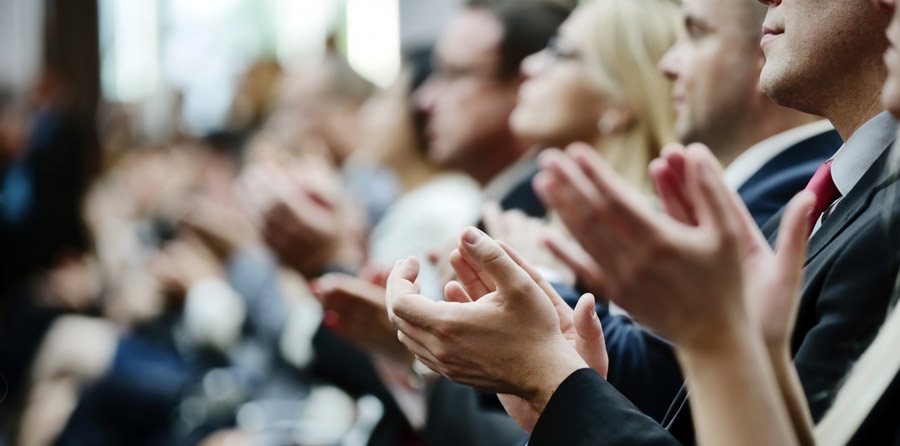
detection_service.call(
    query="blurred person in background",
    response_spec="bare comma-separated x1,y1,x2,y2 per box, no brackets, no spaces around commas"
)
307,1,573,445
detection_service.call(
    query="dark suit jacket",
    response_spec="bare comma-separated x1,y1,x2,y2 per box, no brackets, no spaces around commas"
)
552,131,842,425
531,140,900,445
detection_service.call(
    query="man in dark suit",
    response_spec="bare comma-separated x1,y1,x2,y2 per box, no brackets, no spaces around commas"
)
562,0,842,423
383,0,899,444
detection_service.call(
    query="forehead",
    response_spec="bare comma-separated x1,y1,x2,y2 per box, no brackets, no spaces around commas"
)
682,0,747,28
436,9,504,65
557,4,591,42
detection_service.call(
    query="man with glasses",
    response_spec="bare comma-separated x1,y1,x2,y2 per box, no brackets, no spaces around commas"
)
414,0,571,217
413,3,574,444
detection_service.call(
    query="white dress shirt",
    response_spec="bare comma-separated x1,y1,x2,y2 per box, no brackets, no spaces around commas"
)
811,111,899,235
482,150,539,202
723,120,835,190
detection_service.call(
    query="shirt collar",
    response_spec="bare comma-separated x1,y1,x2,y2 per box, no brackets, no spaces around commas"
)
830,111,899,197
482,151,539,201
723,120,835,190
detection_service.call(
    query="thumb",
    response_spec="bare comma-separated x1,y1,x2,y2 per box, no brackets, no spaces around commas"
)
573,294,608,379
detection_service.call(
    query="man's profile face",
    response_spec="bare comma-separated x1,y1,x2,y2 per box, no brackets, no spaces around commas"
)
414,9,520,172
658,0,761,146
758,0,889,115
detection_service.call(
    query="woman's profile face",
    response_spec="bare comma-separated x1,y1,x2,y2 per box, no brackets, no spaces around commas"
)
509,6,609,148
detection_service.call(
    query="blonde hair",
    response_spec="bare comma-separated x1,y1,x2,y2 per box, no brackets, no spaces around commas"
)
581,0,682,194
814,142,900,445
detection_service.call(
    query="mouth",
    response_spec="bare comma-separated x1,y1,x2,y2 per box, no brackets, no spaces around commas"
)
760,24,784,47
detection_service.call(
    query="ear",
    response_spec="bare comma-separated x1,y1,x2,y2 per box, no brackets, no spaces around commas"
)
597,105,636,135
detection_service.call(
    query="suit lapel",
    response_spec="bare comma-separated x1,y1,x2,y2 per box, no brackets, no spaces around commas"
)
803,146,894,265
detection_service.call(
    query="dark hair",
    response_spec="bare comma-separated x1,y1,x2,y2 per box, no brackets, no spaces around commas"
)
466,0,574,78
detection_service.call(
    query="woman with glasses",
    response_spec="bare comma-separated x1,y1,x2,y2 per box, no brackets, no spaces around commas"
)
509,0,681,195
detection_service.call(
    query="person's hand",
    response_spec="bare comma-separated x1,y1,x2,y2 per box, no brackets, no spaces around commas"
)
535,143,750,350
536,142,815,353
240,162,364,278
40,254,102,311
385,227,604,419
311,273,414,365
650,145,813,356
482,202,576,287
542,229,608,300
150,233,224,297
181,198,258,260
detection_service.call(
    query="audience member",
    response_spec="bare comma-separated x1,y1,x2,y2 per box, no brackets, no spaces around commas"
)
383,0,899,445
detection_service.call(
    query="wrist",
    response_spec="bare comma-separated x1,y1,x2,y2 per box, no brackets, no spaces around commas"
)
676,321,765,371
524,343,588,413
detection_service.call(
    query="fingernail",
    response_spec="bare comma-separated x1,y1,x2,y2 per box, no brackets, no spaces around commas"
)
322,311,339,328
309,279,323,295
463,227,484,245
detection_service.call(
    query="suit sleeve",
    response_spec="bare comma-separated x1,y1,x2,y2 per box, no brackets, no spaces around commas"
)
530,368,682,446
597,304,684,423
551,281,684,423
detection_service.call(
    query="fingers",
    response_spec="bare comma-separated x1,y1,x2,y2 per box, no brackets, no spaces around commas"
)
684,144,741,239
573,294,608,379
691,144,770,253
495,240,562,305
386,257,446,330
314,273,386,307
775,191,815,289
457,227,536,296
536,148,605,217
542,232,607,295
649,145,694,223
449,247,496,298
566,143,657,236
444,280,474,303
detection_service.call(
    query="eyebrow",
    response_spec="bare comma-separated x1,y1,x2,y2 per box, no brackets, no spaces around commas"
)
684,12,714,32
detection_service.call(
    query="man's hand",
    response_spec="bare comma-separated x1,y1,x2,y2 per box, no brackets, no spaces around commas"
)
240,162,365,278
535,143,751,350
311,273,414,365
482,202,576,286
385,227,602,417
649,144,814,356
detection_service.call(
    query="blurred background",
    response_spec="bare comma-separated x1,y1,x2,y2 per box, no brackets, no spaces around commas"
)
0,1,467,445
0,0,459,136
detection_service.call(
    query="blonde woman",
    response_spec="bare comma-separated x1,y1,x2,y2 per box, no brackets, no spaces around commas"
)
509,0,680,195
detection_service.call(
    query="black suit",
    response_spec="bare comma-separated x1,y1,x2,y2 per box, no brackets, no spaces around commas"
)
530,142,900,445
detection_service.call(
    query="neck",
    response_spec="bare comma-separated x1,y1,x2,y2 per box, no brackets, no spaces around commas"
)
824,95,886,142
468,137,531,187
711,109,824,168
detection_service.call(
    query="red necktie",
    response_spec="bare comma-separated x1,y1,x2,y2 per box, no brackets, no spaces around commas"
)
804,160,841,233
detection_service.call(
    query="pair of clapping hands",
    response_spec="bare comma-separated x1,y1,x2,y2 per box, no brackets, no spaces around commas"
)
384,142,815,433
238,153,366,278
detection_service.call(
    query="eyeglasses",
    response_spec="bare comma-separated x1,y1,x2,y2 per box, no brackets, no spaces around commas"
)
544,37,583,62
430,60,499,85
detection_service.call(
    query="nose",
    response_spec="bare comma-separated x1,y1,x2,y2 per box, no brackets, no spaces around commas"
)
521,50,549,79
414,76,438,113
755,0,780,6
658,41,681,81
